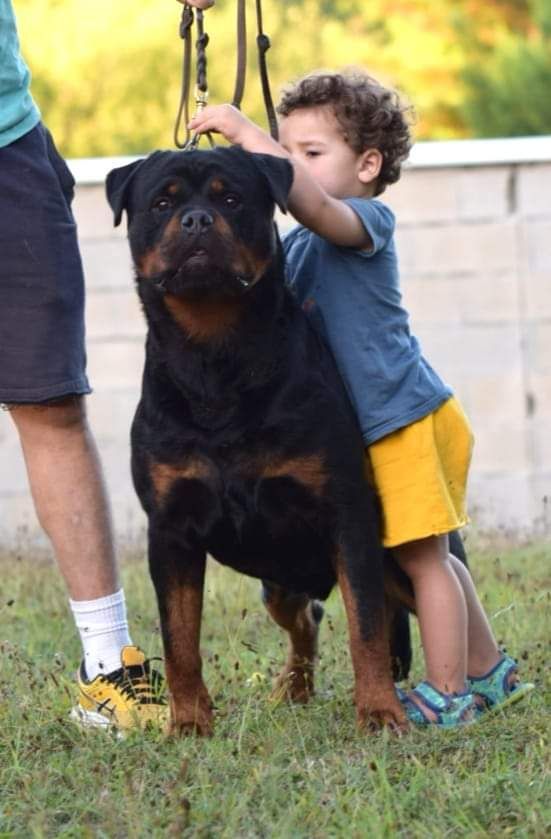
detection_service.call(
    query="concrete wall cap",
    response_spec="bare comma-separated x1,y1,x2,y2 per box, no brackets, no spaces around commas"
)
68,135,551,184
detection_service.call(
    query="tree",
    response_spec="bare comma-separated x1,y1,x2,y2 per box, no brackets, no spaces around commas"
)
455,0,551,136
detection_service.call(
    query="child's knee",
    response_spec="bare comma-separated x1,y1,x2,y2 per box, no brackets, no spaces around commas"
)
393,535,449,580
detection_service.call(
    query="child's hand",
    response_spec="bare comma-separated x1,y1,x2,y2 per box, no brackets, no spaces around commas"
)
189,104,264,147
177,0,215,9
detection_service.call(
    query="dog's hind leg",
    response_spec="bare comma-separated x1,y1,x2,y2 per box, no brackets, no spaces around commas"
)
148,529,214,736
449,529,468,566
261,582,323,703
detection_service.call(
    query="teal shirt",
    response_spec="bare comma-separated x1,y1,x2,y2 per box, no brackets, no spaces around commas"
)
0,0,40,147
283,197,453,445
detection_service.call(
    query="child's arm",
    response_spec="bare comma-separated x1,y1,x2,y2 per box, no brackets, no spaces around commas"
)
189,105,372,249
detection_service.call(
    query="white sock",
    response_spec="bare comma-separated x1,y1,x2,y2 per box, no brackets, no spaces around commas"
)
70,588,133,680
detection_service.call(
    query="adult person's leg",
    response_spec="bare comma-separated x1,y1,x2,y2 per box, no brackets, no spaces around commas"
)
0,123,165,730
10,397,137,681
11,398,118,602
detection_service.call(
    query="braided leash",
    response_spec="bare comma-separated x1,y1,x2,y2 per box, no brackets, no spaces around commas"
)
173,0,278,150
174,3,213,149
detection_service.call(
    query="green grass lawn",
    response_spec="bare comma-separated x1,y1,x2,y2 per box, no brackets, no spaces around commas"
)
0,540,549,838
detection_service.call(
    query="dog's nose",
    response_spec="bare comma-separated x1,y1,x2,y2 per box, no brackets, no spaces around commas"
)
181,210,214,235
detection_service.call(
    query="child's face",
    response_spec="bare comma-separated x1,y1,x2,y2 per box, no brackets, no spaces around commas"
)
279,106,379,198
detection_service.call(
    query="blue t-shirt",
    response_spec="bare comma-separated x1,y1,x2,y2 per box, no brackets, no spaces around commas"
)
0,0,40,148
283,197,452,445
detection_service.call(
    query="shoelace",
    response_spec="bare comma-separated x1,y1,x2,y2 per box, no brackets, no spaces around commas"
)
101,657,167,706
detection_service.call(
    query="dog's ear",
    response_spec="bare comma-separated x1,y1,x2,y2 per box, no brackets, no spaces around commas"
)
249,153,294,214
106,152,166,227
105,159,144,227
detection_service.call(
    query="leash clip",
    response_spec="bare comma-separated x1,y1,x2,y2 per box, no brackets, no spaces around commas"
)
194,85,209,114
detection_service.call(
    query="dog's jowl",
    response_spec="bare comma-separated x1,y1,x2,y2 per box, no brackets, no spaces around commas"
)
107,146,407,735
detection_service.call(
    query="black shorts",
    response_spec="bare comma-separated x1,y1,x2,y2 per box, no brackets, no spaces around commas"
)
0,122,91,404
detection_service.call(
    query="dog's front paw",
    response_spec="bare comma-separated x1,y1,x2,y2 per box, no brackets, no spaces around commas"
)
356,699,409,735
168,705,214,737
168,690,214,737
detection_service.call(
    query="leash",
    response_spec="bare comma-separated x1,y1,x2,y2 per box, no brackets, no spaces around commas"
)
231,0,279,141
173,0,278,150
173,2,214,149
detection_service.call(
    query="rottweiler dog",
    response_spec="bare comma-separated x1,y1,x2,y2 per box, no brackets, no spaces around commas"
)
106,145,429,736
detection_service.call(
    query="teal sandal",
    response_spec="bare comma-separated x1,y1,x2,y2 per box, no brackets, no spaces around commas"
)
469,654,535,713
396,681,478,728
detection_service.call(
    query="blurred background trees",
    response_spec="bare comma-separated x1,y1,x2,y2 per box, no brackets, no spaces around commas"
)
15,0,551,157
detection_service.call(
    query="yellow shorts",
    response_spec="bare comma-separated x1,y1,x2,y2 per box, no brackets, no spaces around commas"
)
367,397,474,548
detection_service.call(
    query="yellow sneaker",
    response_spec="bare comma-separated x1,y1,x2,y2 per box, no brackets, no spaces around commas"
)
71,645,168,732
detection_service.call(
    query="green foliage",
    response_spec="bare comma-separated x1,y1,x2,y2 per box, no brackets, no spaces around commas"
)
455,0,551,136
14,0,551,156
0,541,550,835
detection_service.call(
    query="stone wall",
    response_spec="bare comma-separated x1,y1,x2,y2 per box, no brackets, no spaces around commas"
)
1,137,550,544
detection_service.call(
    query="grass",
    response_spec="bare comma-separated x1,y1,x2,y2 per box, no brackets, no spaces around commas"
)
0,539,549,838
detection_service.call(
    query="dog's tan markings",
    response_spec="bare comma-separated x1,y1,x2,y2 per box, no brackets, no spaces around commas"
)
212,213,234,239
233,244,271,285
335,549,408,733
138,247,165,278
167,182,180,195
262,454,327,496
138,215,181,277
264,590,319,704
150,458,213,504
212,215,270,287
162,562,214,736
164,296,244,342
210,177,225,193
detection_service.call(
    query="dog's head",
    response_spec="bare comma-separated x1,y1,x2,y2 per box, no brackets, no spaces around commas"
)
106,146,293,301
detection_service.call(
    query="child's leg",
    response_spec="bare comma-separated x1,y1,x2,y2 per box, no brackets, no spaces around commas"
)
447,554,501,677
394,534,467,695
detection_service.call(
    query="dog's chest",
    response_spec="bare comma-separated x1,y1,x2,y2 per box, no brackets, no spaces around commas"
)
144,449,337,594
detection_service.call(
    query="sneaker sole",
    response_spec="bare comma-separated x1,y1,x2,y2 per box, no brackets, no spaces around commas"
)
70,705,124,737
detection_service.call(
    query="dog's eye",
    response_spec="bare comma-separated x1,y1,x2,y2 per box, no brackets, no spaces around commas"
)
223,193,241,209
152,197,173,212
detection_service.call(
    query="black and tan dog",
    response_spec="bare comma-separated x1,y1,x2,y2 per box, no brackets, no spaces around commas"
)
107,145,412,735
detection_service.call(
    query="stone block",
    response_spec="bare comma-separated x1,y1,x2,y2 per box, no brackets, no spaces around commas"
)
467,471,535,533
403,271,520,326
523,270,551,320
529,417,551,470
523,373,551,418
396,221,518,276
470,423,528,473
461,373,525,427
414,323,523,381
517,164,551,217
523,322,551,376
385,170,458,224
73,185,125,240
86,389,141,445
387,166,511,224
519,220,551,277
0,429,31,494
86,290,145,341
87,340,144,390
80,239,134,291
529,475,551,537
0,495,41,544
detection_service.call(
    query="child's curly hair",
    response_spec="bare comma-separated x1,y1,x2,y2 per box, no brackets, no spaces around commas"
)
277,70,413,195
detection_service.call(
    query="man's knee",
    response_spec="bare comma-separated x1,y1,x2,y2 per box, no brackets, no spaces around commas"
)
11,395,87,435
